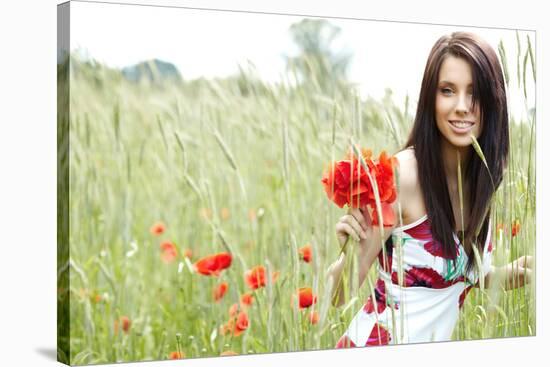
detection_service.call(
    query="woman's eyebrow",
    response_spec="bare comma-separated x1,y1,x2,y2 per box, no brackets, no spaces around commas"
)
439,80,473,87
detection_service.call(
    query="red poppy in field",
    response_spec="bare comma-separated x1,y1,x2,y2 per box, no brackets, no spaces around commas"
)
240,292,254,307
222,311,249,337
245,266,266,289
194,252,233,276
248,208,257,222
220,350,238,356
91,291,102,304
150,221,166,236
169,351,185,359
512,219,521,237
199,207,212,220
309,310,319,325
293,287,317,309
114,316,131,335
229,303,240,317
299,244,312,263
182,249,193,259
213,282,229,302
221,207,230,220
160,241,178,264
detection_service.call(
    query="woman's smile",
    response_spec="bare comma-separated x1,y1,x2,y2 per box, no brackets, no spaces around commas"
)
448,119,476,134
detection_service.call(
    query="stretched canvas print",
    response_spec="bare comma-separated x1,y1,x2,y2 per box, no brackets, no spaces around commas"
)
57,1,536,365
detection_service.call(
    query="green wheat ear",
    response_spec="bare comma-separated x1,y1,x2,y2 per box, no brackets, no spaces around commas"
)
470,134,496,192
470,134,496,237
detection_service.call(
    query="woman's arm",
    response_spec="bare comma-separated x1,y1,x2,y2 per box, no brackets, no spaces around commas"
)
482,255,533,290
328,149,414,307
328,206,395,307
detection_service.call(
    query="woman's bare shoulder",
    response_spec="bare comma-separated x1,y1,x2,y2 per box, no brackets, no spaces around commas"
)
393,147,426,221
394,147,419,190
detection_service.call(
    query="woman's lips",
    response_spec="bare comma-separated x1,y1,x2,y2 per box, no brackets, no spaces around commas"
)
448,120,475,134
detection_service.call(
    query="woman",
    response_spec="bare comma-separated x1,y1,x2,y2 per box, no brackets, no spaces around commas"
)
328,32,533,347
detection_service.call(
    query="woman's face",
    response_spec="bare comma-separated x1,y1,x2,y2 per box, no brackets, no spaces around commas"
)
435,55,482,148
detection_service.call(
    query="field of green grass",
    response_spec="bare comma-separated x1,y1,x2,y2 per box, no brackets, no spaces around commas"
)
57,35,535,365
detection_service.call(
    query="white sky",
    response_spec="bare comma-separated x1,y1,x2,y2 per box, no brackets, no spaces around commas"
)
70,1,535,121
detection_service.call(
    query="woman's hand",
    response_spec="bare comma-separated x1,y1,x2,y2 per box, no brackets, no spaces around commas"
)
487,255,534,290
329,205,395,307
335,207,371,249
507,255,533,289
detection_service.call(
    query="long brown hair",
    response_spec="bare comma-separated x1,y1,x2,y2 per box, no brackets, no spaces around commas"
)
405,32,509,272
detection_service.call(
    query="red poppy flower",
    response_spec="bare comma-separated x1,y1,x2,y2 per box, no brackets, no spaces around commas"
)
321,147,398,226
299,244,312,263
370,202,396,227
114,316,131,335
222,311,249,337
220,350,238,356
321,160,369,208
183,249,193,259
374,151,398,203
228,303,240,317
295,287,317,309
160,241,178,264
221,207,230,220
240,292,254,307
213,282,228,302
244,265,267,290
91,291,102,304
169,351,185,359
309,311,319,325
199,208,212,220
512,219,521,237
194,252,233,276
150,221,166,236
234,311,249,336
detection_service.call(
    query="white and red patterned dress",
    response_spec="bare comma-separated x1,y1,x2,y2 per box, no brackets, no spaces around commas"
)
335,214,493,347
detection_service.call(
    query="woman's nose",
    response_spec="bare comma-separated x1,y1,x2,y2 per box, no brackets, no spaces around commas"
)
455,92,471,115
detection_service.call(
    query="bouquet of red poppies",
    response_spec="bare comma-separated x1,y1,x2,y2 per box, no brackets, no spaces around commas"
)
321,145,398,227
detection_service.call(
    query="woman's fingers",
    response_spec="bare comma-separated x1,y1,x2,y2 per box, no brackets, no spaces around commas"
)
343,213,367,239
335,221,361,243
360,207,372,227
348,208,369,232
522,255,534,269
515,255,534,270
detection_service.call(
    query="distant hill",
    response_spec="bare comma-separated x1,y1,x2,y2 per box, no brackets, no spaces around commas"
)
121,59,182,83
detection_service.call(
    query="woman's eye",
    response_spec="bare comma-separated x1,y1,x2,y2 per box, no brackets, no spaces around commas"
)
440,88,453,95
